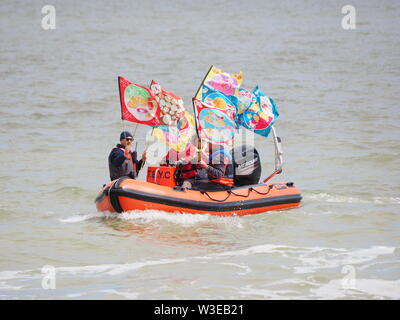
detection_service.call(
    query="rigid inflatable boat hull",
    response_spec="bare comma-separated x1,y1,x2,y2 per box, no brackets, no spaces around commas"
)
95,177,302,216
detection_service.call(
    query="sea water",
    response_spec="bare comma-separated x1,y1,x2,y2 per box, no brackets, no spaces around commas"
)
0,0,399,299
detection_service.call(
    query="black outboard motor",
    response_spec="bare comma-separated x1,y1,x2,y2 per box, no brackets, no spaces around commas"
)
231,145,261,186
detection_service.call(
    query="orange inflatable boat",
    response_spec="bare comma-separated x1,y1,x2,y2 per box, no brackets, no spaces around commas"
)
95,175,302,216
96,130,302,216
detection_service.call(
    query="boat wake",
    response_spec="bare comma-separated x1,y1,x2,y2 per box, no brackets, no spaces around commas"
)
58,209,245,228
58,212,107,223
118,210,210,225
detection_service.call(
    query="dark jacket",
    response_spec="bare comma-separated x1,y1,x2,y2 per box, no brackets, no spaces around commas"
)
108,144,144,181
192,148,234,190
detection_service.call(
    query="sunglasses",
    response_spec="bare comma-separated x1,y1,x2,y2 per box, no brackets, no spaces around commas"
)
125,138,133,141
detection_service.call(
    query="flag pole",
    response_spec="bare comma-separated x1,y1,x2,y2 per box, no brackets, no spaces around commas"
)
194,65,214,100
132,123,139,139
118,76,124,121
118,76,130,136
192,98,202,164
262,126,283,183
193,65,214,161
144,127,154,148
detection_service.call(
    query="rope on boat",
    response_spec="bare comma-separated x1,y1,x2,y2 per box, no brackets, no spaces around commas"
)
250,185,273,195
201,190,232,202
201,184,273,202
230,188,252,198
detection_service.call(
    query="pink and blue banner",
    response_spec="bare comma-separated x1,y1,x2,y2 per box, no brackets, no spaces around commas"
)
237,87,279,138
193,98,236,146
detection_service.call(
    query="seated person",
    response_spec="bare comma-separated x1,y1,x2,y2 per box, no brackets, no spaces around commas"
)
159,142,198,187
108,131,147,181
180,142,234,191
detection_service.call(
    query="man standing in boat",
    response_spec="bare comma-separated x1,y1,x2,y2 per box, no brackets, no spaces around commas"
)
108,131,147,181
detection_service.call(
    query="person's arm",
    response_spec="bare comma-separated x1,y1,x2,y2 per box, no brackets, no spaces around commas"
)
199,153,225,179
136,159,143,171
109,148,126,166
205,163,225,179
132,150,147,173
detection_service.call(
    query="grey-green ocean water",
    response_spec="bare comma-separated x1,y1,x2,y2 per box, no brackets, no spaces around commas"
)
0,0,399,299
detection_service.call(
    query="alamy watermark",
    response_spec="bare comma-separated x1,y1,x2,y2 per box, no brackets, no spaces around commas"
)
41,5,56,30
341,5,356,30
341,265,356,290
41,265,56,289
144,128,257,166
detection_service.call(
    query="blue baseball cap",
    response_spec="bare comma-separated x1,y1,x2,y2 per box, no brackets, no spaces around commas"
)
120,131,133,140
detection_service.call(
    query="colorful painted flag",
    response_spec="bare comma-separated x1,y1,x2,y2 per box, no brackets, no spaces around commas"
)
201,84,238,126
194,66,243,100
238,87,279,138
149,80,186,126
152,111,196,152
237,88,256,115
118,76,161,126
193,98,236,146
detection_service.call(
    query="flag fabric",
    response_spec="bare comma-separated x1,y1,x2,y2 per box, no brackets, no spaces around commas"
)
201,84,238,126
237,88,256,116
118,76,161,126
193,98,236,146
149,80,186,126
238,87,279,138
152,111,196,152
194,66,243,100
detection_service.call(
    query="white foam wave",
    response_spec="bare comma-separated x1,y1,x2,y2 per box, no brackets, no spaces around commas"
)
311,278,400,299
51,258,185,276
0,281,22,290
59,209,246,227
208,244,396,274
292,246,396,274
239,285,299,299
66,292,86,298
0,244,396,296
117,210,210,226
58,212,105,223
217,263,252,275
210,243,293,258
97,289,139,299
307,193,400,205
372,197,400,204
66,289,139,299
0,258,187,291
0,270,33,281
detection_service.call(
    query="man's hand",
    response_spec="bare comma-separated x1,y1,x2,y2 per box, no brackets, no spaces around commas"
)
199,159,208,169
141,150,147,161
124,146,131,158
